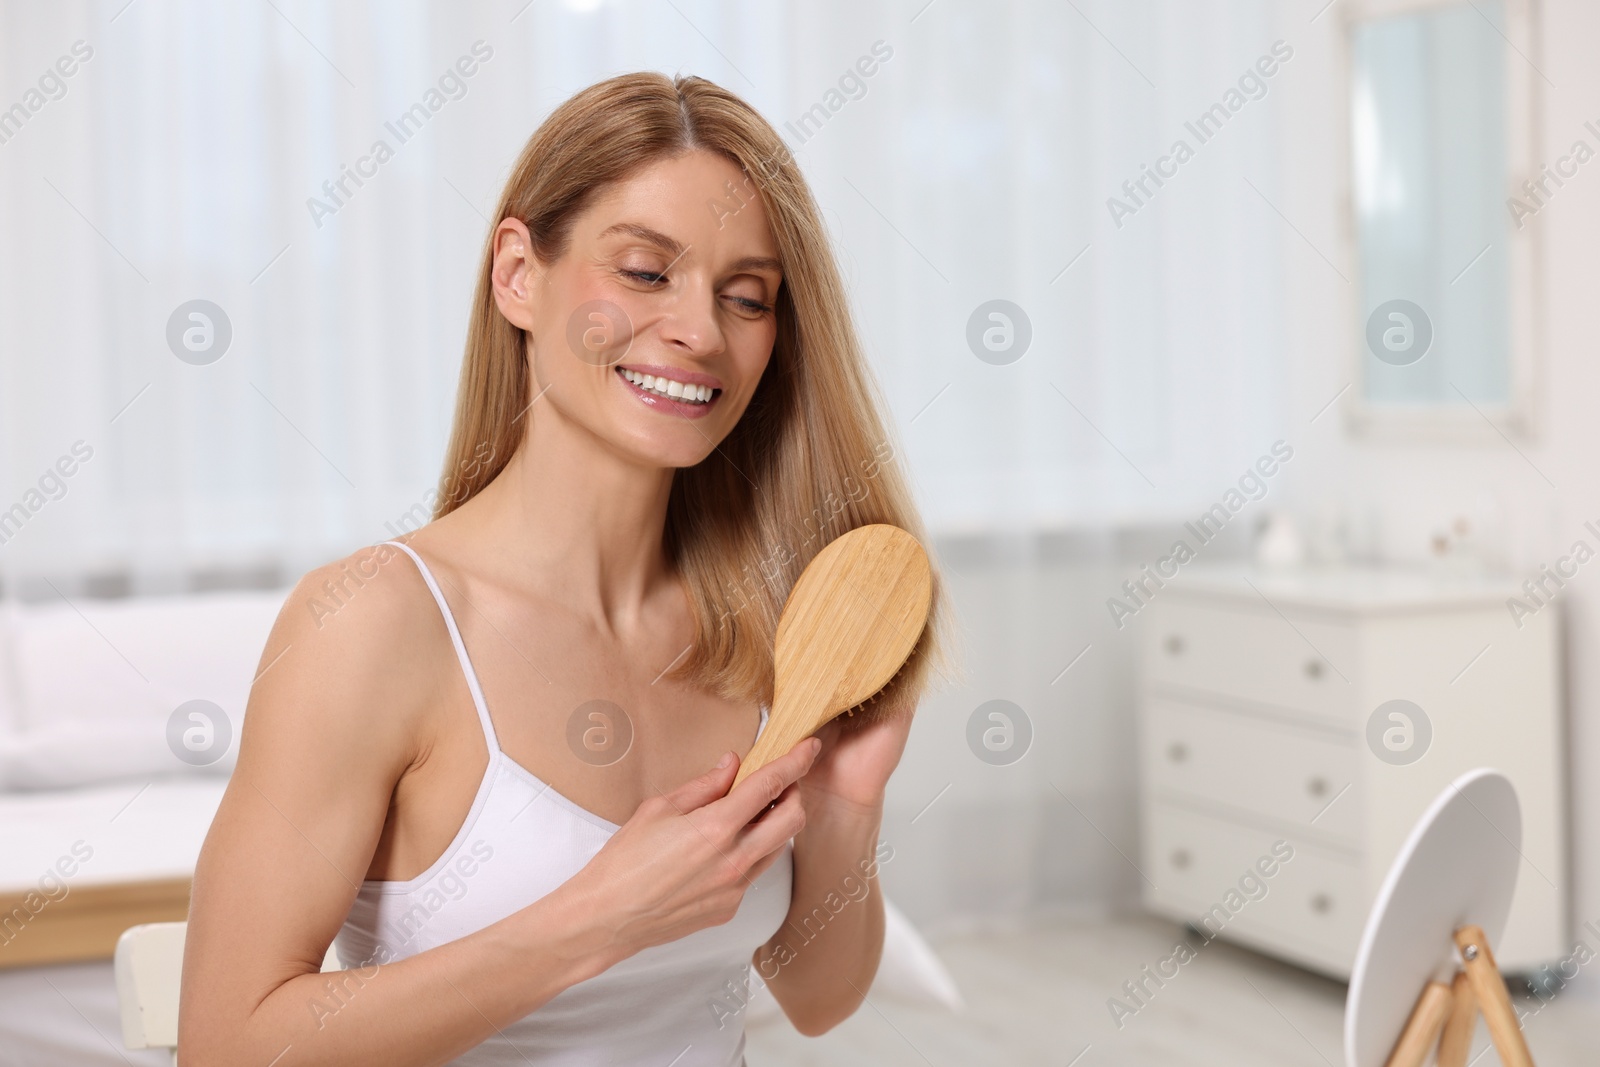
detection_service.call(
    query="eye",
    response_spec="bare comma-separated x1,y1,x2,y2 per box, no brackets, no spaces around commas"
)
619,268,667,287
721,279,775,318
724,294,773,317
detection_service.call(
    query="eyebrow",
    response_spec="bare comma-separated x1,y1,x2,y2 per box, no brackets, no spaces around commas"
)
730,254,783,274
597,222,782,276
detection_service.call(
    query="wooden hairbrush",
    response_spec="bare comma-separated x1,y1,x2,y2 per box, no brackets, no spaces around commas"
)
732,524,932,787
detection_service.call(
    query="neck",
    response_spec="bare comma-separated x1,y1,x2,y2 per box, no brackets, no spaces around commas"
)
462,405,676,627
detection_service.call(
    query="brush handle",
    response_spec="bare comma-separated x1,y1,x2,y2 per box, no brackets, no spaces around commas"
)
733,697,826,788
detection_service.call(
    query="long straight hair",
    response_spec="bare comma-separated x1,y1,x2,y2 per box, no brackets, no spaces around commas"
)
436,72,944,714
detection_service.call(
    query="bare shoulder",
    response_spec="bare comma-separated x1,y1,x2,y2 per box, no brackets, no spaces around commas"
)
239,541,453,774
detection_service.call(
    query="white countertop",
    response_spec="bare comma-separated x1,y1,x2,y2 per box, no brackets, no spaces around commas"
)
1166,564,1525,613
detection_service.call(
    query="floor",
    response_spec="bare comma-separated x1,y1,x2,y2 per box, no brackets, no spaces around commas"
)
3,913,1594,1065
744,913,1600,1066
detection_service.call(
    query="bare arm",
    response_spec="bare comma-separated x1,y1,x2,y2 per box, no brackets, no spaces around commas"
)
179,555,818,1067
759,708,913,1034
756,795,887,1035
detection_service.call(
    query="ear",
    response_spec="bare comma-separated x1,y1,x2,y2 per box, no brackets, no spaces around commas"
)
490,218,543,331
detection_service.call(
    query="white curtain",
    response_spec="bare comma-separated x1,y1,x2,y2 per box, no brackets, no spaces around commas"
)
0,0,1287,592
0,0,1299,933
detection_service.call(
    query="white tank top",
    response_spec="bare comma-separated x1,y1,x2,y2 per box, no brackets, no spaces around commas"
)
334,541,792,1066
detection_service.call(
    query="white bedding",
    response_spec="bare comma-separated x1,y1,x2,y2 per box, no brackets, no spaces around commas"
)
0,777,228,893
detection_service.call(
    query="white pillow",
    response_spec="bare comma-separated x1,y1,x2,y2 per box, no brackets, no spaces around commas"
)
6,589,284,787
0,603,21,735
743,897,963,1025
0,723,188,791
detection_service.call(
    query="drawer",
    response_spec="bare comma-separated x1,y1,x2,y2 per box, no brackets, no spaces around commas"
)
1145,599,1357,722
1142,802,1362,972
1141,698,1361,847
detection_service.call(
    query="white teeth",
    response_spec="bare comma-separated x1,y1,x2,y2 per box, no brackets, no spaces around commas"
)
619,368,715,404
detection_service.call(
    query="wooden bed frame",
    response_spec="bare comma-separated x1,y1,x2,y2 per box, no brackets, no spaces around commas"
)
0,878,191,969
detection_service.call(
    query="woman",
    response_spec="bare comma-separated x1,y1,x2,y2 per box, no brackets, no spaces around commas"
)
181,72,942,1066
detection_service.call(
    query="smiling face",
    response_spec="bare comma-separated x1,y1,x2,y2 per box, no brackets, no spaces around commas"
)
490,149,783,470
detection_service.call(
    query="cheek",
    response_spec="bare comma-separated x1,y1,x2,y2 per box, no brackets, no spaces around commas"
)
532,274,633,376
728,319,778,387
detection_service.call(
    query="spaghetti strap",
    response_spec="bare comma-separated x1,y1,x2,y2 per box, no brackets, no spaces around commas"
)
382,540,502,753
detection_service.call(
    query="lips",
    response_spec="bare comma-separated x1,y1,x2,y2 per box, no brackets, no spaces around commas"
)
615,365,722,419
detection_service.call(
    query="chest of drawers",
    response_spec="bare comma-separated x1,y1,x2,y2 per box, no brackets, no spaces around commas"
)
1137,566,1567,977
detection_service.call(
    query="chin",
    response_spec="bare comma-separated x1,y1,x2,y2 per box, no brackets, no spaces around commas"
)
607,425,720,471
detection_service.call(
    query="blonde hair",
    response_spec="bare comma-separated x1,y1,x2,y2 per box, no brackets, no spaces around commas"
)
436,72,943,715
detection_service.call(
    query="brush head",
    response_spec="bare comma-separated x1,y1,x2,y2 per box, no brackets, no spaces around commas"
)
774,524,932,713
733,524,932,786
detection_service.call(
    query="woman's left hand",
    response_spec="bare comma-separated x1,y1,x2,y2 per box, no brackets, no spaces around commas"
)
795,703,914,818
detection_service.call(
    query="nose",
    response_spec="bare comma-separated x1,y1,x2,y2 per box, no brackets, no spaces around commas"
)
655,279,725,360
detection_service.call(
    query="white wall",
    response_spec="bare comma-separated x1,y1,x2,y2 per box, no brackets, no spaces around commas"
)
1274,0,1600,987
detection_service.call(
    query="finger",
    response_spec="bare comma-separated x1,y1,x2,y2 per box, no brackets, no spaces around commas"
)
721,737,821,826
735,788,806,864
745,842,789,883
659,751,739,814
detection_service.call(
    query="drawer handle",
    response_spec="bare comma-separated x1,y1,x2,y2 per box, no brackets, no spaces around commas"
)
1311,893,1333,914
1170,849,1192,870
1307,776,1329,798
1167,742,1189,764
1304,659,1325,680
1164,634,1185,656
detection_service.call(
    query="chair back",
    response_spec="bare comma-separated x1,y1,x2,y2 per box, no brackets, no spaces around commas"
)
115,921,341,1060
